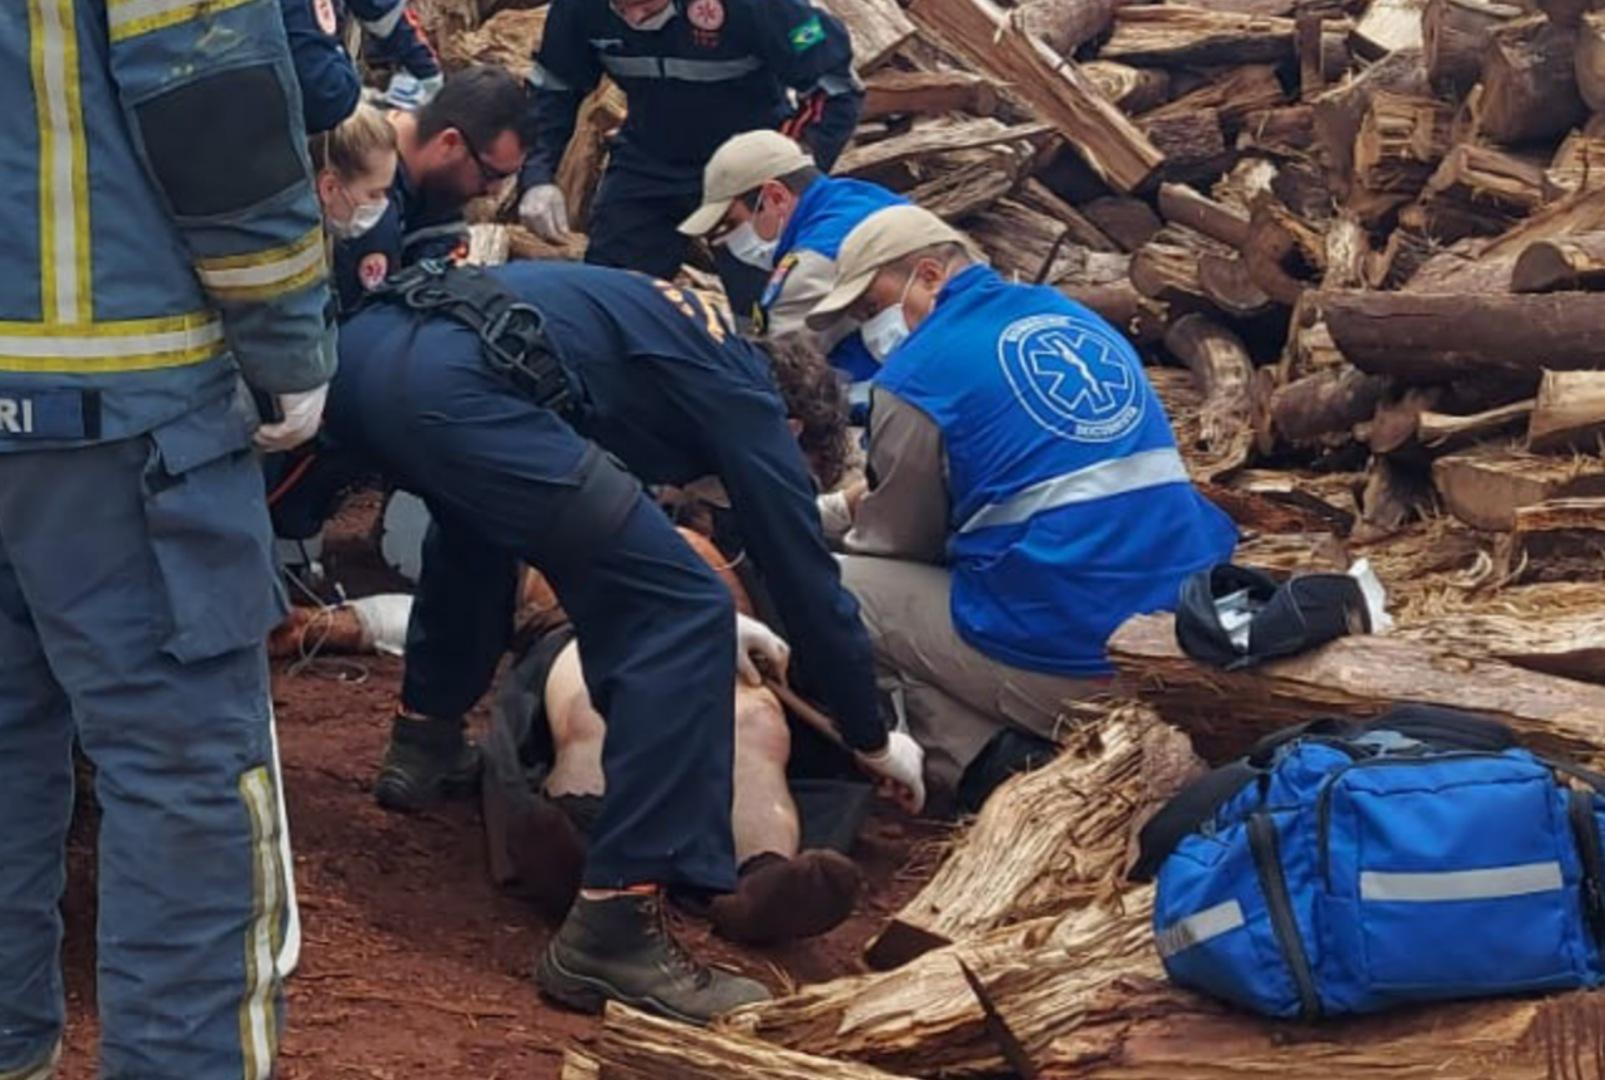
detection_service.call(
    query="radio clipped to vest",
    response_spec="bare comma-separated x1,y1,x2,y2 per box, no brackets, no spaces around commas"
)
366,260,577,417
1131,705,1605,1019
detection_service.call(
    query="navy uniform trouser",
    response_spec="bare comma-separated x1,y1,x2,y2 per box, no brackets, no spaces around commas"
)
0,397,295,1079
336,321,739,892
584,162,769,320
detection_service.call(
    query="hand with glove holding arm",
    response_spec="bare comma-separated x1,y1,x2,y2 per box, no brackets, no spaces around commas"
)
254,384,330,453
856,730,926,816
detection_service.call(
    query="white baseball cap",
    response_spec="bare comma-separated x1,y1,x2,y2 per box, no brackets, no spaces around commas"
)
807,205,968,327
678,130,815,236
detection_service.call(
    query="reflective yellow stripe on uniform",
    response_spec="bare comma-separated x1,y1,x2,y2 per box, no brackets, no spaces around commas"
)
195,228,328,305
238,767,287,1080
29,0,91,325
0,313,225,373
105,0,259,42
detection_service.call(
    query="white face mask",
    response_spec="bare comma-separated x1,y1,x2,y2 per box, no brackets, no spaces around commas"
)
328,193,389,240
860,273,917,361
617,1,675,30
720,220,777,271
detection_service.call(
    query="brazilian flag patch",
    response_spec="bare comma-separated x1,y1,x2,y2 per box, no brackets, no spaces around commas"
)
789,14,826,51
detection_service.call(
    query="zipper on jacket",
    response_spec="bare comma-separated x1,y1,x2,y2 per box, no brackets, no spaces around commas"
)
1568,788,1605,948
1248,811,1321,1019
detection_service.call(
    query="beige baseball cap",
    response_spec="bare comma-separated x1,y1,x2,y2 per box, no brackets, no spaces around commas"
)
678,130,815,237
806,205,967,327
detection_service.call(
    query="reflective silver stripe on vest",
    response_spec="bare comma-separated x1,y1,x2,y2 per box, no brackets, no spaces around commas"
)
1156,899,1245,959
527,62,572,92
957,446,1190,535
598,54,762,81
359,2,405,38
1359,861,1563,903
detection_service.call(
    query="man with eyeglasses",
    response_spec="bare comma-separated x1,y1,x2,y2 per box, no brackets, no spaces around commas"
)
332,64,535,314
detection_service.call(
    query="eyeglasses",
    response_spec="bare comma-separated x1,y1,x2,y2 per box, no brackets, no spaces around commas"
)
456,128,519,185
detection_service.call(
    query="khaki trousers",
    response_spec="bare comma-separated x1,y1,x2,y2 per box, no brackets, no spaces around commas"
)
839,554,1108,804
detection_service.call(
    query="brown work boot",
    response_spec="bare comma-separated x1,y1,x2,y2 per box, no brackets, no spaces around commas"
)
505,790,596,923
536,890,770,1024
710,850,863,947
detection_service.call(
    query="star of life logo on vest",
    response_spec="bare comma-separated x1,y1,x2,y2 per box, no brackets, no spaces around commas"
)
997,312,1144,442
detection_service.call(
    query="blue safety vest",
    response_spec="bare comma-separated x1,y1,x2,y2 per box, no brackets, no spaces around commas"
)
767,176,903,386
877,265,1239,675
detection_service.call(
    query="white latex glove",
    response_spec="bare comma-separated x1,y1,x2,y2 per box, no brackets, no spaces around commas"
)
254,384,329,453
384,71,444,110
736,611,790,687
519,184,570,243
817,490,852,544
856,730,927,815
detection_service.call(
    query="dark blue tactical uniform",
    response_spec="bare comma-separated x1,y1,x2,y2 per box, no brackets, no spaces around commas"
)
521,0,863,304
280,0,440,133
324,261,885,890
331,159,468,314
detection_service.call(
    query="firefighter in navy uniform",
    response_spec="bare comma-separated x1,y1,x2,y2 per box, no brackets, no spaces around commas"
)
515,0,862,313
321,260,922,1021
280,0,443,135
0,0,331,1075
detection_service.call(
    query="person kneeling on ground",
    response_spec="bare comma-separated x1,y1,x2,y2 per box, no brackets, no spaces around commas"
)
489,527,863,947
810,206,1240,815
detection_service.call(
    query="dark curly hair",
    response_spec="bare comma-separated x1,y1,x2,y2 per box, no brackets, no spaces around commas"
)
757,332,851,492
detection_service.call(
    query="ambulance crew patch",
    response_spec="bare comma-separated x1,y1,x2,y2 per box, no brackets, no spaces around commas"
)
358,252,390,291
688,0,725,30
996,313,1145,443
789,15,826,51
314,0,339,34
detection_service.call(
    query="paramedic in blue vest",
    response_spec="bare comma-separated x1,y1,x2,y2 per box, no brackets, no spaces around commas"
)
811,205,1239,810
514,0,864,314
326,260,921,1020
677,129,903,419
281,0,443,134
0,2,332,1075
332,65,534,314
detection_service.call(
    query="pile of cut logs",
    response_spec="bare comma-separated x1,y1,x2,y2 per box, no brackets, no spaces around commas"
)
394,0,1605,1072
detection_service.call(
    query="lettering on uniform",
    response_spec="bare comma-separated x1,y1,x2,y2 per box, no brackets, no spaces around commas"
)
314,0,339,35
0,397,34,435
359,252,390,292
688,0,724,47
996,313,1145,443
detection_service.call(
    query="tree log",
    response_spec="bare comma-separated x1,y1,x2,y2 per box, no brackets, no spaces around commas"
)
908,154,1024,221
1544,131,1605,202
1476,15,1586,145
1363,227,1435,287
1082,61,1174,113
577,1004,914,1079
1108,611,1605,767
1322,291,1605,382
1061,280,1148,335
965,199,1132,286
837,118,1050,176
1157,182,1251,247
1481,184,1605,261
1165,314,1256,476
1433,440,1605,530
817,0,917,71
1243,195,1327,304
1198,253,1276,316
1018,0,1123,56
1398,603,1605,685
1353,91,1454,193
1527,370,1605,451
1102,6,1297,65
1079,196,1163,251
1409,144,1546,242
1423,0,1522,95
1352,0,1427,58
1130,225,1236,308
1312,48,1430,194
1142,109,1232,183
1578,11,1605,112
1417,398,1535,446
1262,365,1390,448
1237,105,1319,155
861,71,999,119
907,0,1165,192
1512,231,1605,292
1145,64,1289,132
869,705,1193,967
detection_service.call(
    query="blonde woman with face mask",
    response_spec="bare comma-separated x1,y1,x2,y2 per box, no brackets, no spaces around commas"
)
309,104,400,314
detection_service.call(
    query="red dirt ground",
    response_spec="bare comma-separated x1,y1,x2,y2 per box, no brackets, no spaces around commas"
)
54,495,944,1078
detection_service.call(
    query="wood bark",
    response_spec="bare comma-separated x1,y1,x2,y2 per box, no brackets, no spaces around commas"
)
964,199,1132,285
1243,196,1327,304
1237,105,1319,155
1398,606,1605,685
1476,15,1586,145
1312,48,1430,194
1130,225,1233,308
1512,231,1605,292
575,1004,915,1080
1417,399,1535,445
1579,11,1605,112
1423,0,1522,95
1102,6,1297,65
1081,61,1174,113
869,706,1193,967
1539,0,1605,27
1145,64,1289,132
1018,180,1125,251
860,71,999,119
1079,196,1163,251
1363,227,1434,287
1433,440,1605,529
1262,365,1390,448
1352,0,1427,58
1321,291,1605,382
1017,0,1123,57
1528,370,1605,451
1060,279,1148,335
1108,611,1605,767
817,0,917,71
907,153,1025,221
1142,110,1232,183
836,118,1050,176
906,0,1166,192
1481,184,1605,260
1165,314,1257,476
1198,253,1276,316
1353,91,1454,193
1157,182,1251,247
1409,144,1546,242
1544,131,1605,201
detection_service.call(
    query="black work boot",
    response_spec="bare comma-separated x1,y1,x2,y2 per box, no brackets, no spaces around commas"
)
537,890,771,1024
374,713,482,813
